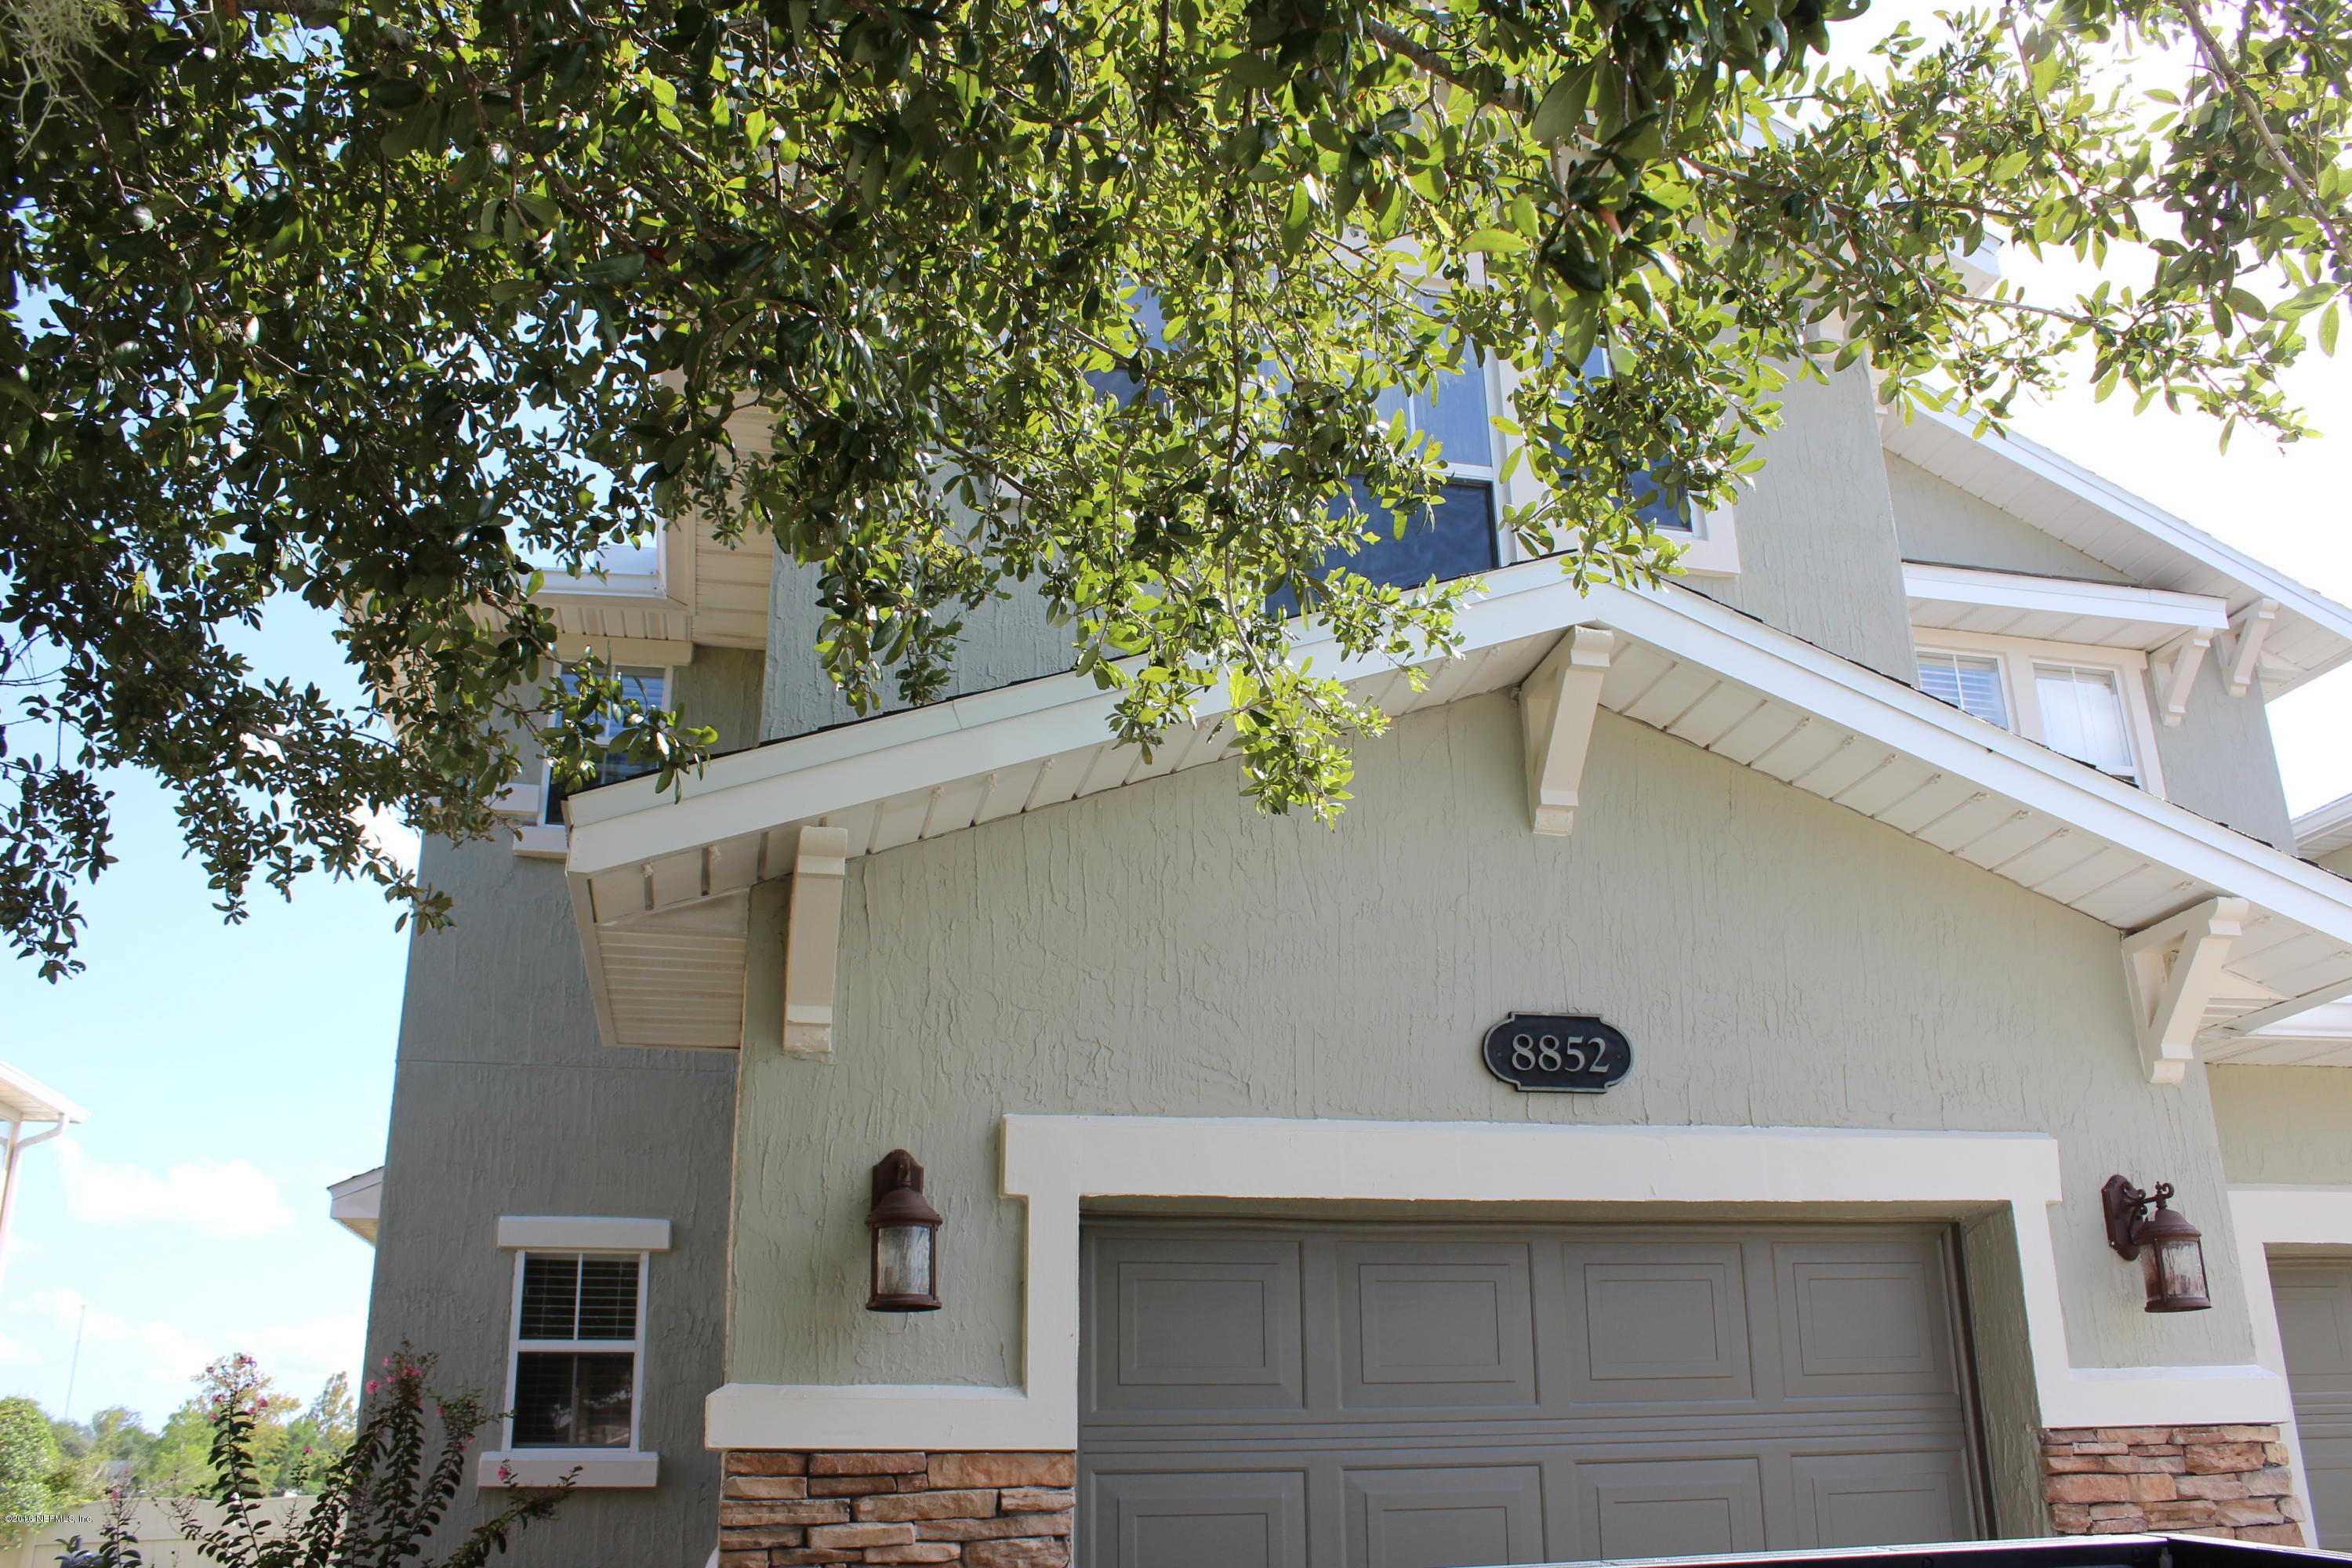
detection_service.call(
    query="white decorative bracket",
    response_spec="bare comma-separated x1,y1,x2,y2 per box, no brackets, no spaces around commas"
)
1522,626,1617,836
781,826,849,1055
2223,599,2280,699
2152,629,2214,728
2122,896,2249,1084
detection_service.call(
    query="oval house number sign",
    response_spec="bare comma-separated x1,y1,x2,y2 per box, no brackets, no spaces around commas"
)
1481,1013,1633,1094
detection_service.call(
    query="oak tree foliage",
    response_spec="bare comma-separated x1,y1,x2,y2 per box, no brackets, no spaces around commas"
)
2,0,2347,972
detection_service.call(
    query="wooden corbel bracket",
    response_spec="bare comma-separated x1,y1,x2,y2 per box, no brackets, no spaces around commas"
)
2122,895,2249,1084
781,826,849,1056
1523,626,1617,837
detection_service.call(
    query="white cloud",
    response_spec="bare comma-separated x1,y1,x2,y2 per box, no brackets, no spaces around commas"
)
54,1138,295,1239
348,803,422,872
21,1287,361,1403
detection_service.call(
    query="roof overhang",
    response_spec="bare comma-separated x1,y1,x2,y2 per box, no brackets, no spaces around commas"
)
0,1062,86,1126
564,559,2352,1069
2294,793,2352,862
1882,408,2352,696
328,1166,383,1245
1904,562,2230,652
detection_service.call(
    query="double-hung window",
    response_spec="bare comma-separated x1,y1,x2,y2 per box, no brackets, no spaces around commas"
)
509,1251,644,1451
1338,361,1502,589
1914,633,2163,793
543,665,669,826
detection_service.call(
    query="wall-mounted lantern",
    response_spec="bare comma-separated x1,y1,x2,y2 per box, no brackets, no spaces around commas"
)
866,1149,943,1312
2102,1174,2213,1314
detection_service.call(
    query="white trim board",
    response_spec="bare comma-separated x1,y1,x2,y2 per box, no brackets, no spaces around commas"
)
2226,1184,2352,1523
474,1450,659,1488
702,1116,2290,1451
495,1216,673,1251
1904,563,2230,635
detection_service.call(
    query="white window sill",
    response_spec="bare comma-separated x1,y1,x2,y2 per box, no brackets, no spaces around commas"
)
512,823,569,860
477,1450,659,1489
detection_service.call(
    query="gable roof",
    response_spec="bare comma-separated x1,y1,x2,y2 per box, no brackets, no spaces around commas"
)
564,558,2352,1062
1880,408,2352,696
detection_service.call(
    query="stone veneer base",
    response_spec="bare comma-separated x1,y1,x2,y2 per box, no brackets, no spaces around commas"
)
2041,1425,2304,1542
718,1450,1075,1568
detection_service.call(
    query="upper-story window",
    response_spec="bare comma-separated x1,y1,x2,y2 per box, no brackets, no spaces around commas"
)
1915,633,2161,792
508,1250,645,1450
543,665,669,825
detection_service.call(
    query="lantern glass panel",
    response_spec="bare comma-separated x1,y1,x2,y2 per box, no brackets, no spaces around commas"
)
2145,1232,2211,1311
874,1225,934,1300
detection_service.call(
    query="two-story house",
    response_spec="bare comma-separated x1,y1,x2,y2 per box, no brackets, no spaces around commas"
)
354,352,2352,1568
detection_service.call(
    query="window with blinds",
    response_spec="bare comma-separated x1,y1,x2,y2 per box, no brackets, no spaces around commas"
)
1917,651,2012,729
510,1253,642,1449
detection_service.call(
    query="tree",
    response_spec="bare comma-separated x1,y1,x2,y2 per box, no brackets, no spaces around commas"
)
4,0,2347,971
0,1396,72,1545
273,1372,356,1495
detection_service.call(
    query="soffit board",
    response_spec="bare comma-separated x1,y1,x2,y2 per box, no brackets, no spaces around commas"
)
566,563,2352,1052
1881,409,2352,695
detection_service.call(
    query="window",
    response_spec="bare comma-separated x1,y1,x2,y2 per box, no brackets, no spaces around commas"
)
2034,663,2137,782
1913,632,2163,793
543,666,668,825
508,1251,644,1450
1917,651,2011,728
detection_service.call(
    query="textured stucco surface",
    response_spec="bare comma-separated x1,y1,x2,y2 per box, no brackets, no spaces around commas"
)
2147,652,2296,851
365,644,764,1568
728,693,2257,1404
762,561,1069,742
1886,456,2134,583
2211,1066,2352,1185
1689,368,1918,681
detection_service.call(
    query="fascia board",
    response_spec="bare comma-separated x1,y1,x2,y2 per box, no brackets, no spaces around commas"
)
1901,562,2229,630
2292,791,2352,858
1604,581,2352,946
1894,408,2352,674
0,1061,88,1124
565,554,2352,946
566,571,1586,873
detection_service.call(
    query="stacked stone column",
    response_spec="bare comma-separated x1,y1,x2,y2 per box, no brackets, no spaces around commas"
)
2041,1425,2304,1541
719,1450,1074,1568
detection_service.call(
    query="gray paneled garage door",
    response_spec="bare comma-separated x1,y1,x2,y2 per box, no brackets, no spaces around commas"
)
2270,1258,2352,1548
1080,1221,1983,1568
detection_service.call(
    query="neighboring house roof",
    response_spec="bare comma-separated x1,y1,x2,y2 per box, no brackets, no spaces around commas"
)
1880,408,2352,696
2296,793,2352,862
0,1061,86,1126
328,1166,383,1246
564,557,2352,1068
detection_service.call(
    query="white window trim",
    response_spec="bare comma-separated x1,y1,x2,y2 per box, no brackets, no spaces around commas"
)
1915,629,2168,800
703,1115,2287,1452
2227,1183,2352,1526
516,666,676,858
535,525,688,603
478,1246,659,1489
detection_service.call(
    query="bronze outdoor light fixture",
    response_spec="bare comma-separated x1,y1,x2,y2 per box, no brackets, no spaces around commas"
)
866,1149,944,1312
2102,1174,2213,1314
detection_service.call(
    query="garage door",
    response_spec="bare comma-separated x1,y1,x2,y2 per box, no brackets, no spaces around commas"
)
2270,1259,2352,1548
1080,1221,1983,1568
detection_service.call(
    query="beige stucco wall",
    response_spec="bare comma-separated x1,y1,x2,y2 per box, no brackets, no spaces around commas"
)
2212,1065,2352,1185
1886,455,2132,583
728,692,2258,1404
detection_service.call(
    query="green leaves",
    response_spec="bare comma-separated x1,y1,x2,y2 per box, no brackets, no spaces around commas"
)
2,0,2347,969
